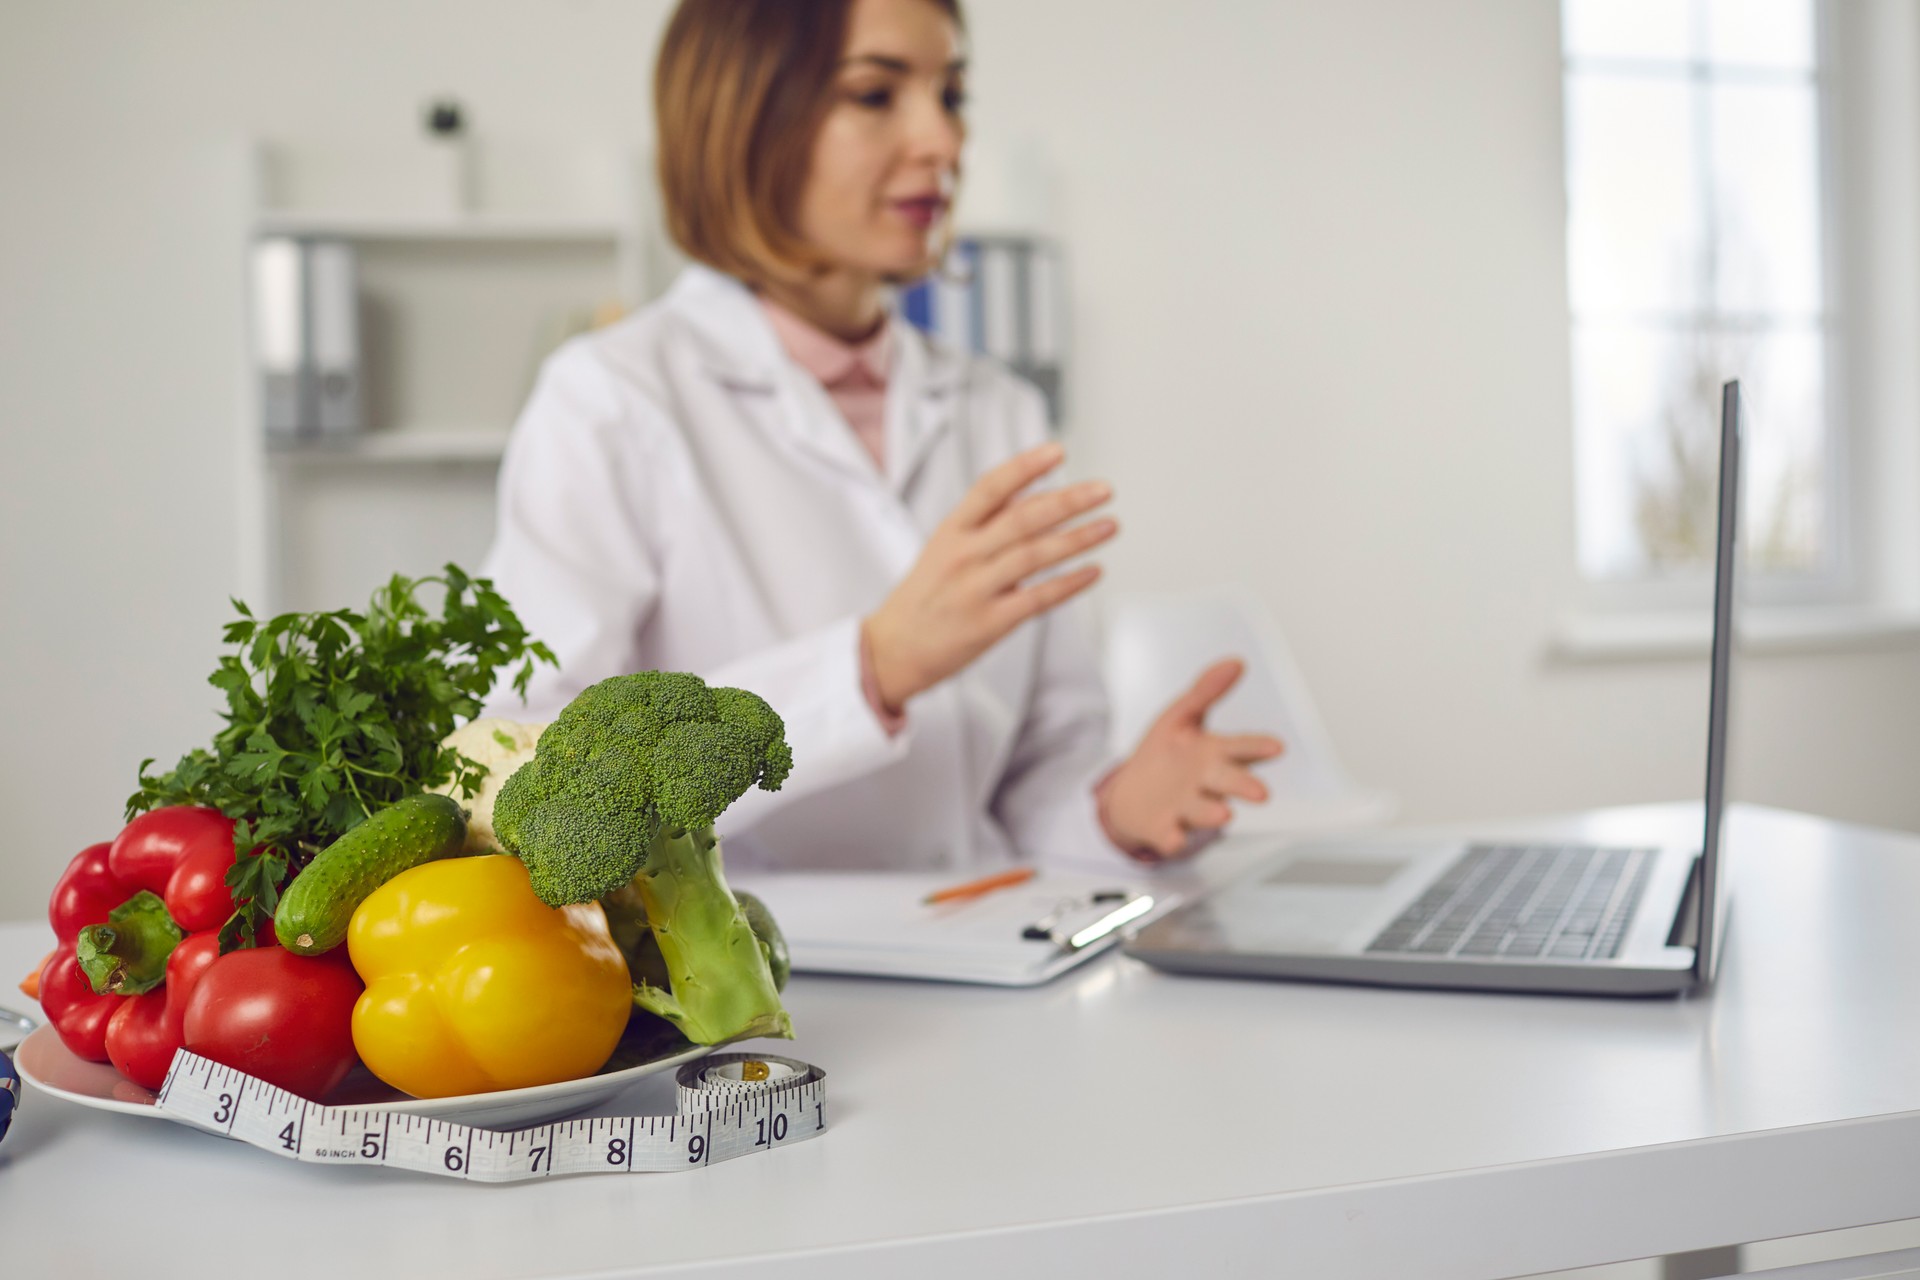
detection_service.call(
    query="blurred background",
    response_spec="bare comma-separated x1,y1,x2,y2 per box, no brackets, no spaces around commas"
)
4,0,1919,914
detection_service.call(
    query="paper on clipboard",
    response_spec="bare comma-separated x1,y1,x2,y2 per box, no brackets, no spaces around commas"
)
730,871,1176,987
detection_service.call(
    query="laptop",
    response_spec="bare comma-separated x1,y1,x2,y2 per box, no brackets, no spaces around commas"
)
1124,380,1744,996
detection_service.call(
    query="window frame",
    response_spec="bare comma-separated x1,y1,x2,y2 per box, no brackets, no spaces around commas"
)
1560,0,1858,616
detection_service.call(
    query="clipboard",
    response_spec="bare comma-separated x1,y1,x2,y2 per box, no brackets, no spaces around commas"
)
730,871,1174,987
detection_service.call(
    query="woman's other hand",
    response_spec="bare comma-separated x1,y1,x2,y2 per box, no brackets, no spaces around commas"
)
1099,659,1286,861
864,441,1116,711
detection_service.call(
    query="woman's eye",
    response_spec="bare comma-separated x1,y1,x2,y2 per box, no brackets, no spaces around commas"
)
852,87,893,109
942,86,968,113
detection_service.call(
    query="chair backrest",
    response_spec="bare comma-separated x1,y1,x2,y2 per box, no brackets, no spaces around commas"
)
1099,588,1396,833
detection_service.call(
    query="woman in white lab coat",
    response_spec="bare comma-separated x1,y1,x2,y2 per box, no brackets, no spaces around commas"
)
481,0,1283,872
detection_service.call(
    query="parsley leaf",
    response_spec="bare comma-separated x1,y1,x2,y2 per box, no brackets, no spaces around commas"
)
127,564,557,949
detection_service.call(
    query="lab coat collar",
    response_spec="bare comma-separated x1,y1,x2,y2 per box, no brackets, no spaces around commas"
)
887,320,966,496
664,264,966,496
663,263,789,392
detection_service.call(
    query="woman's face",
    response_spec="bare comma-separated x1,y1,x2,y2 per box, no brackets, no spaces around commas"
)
797,0,966,281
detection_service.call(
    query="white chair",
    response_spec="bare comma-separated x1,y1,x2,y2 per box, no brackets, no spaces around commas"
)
1099,587,1396,835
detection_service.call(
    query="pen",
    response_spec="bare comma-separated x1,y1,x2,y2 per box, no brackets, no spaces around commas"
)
922,866,1037,906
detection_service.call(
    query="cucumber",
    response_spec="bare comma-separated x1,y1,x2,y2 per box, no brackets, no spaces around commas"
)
275,794,467,955
737,891,790,992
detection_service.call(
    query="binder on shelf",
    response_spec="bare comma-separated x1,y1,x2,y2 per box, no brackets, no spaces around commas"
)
1025,244,1062,364
927,239,978,354
899,235,1065,423
1013,242,1065,418
250,237,362,442
306,240,362,437
251,238,309,439
977,242,1019,363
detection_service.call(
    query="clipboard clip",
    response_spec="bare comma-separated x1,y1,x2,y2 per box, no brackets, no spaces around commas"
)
1020,890,1156,952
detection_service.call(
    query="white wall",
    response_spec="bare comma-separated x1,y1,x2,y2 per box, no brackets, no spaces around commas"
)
3,0,1917,919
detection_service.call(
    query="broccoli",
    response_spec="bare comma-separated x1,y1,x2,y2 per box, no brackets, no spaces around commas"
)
492,671,795,1045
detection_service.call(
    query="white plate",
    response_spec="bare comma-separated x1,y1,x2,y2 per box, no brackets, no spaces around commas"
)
14,1025,711,1131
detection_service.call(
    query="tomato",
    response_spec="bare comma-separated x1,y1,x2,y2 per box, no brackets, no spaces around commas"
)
182,946,362,1100
103,933,222,1091
109,807,233,898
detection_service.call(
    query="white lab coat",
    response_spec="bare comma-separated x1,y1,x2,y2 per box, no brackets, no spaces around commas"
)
480,263,1120,873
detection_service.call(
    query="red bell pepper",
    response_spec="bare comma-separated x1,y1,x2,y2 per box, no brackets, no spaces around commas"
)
39,807,240,1068
40,842,130,1061
75,891,182,996
110,806,244,933
104,932,224,1090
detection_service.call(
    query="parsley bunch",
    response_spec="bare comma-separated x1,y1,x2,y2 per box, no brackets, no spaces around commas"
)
128,564,556,948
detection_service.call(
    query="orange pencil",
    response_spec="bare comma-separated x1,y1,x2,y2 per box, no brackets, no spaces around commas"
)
921,866,1037,906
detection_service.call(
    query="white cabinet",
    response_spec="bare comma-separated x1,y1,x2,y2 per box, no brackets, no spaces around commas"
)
240,138,651,612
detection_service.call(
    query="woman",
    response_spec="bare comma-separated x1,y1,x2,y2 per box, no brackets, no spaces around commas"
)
481,0,1283,871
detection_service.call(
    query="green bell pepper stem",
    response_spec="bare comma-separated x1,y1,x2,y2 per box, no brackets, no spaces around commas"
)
75,891,184,995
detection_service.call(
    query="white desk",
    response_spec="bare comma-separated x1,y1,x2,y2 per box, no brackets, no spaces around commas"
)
3,803,1918,1279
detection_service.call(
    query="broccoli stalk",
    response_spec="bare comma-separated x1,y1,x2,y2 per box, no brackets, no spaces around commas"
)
492,671,795,1046
625,824,791,1043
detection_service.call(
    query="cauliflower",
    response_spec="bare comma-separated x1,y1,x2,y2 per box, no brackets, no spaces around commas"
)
432,717,546,852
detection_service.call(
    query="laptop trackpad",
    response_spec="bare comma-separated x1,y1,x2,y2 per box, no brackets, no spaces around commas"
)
1187,850,1428,953
1264,858,1408,888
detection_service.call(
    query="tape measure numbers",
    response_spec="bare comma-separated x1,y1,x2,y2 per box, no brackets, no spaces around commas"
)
155,1050,826,1181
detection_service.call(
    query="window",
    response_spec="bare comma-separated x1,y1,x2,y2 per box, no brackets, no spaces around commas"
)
1561,0,1836,598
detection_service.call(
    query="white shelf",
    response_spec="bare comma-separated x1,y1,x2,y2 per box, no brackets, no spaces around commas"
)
241,137,649,610
253,210,626,243
266,429,511,464
1552,606,1920,660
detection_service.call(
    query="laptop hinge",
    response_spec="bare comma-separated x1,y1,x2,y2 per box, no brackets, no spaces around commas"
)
1666,854,1703,951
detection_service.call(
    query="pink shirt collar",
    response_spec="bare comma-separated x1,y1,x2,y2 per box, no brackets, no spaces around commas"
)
757,295,894,389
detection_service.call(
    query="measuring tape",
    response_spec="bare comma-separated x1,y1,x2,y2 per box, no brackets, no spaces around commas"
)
155,1049,826,1181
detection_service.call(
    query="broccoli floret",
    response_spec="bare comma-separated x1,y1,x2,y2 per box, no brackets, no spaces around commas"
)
492,671,794,1044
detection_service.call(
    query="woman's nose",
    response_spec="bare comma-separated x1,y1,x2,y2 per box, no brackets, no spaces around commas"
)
904,89,963,171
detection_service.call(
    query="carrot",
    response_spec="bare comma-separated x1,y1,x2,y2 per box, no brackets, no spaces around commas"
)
18,948,54,1001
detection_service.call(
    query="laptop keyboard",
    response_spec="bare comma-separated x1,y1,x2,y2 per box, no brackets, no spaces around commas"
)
1365,844,1656,962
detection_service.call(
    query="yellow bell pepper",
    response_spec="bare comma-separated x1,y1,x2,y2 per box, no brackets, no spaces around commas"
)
346,855,631,1098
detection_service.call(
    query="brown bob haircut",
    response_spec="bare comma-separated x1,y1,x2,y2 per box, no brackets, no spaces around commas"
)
655,0,965,285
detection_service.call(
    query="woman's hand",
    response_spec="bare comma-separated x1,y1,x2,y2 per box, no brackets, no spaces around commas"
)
1099,659,1286,861
864,442,1116,712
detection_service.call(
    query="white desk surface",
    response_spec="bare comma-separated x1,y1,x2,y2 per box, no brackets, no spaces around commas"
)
3,803,1919,1280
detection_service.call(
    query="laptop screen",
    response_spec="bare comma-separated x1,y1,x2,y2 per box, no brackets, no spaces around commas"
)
1694,380,1742,985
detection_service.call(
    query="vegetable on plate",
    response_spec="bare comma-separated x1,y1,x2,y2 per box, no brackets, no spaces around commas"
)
347,854,632,1098
429,717,545,853
604,888,791,994
36,809,365,1094
274,792,468,955
100,932,222,1091
126,566,555,947
108,806,251,934
39,810,242,1070
75,891,182,998
182,944,363,1100
491,671,794,1046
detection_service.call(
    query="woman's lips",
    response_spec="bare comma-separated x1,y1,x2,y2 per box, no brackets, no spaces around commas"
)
891,197,947,230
